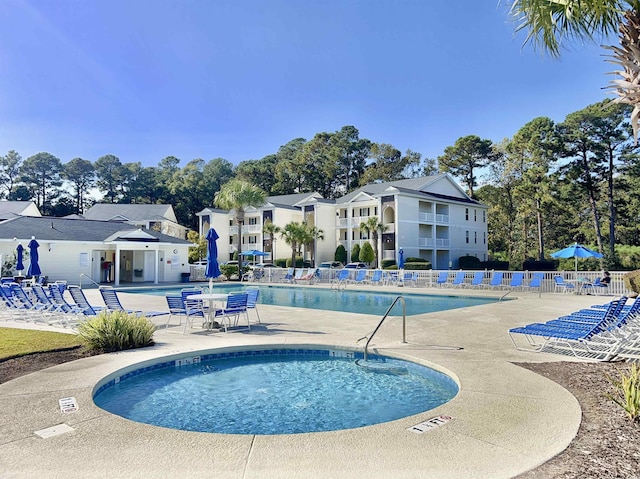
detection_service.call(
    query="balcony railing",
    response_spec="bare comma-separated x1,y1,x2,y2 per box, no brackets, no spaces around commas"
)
418,238,450,247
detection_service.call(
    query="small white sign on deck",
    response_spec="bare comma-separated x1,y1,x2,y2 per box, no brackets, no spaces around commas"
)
59,397,78,414
408,415,452,434
35,423,74,439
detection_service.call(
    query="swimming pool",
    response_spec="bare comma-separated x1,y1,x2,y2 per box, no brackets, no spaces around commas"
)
93,346,459,435
122,284,501,316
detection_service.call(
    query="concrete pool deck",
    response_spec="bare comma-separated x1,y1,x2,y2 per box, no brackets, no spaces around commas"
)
0,285,612,478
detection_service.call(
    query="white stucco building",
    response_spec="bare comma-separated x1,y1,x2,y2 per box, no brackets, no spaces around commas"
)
197,174,488,269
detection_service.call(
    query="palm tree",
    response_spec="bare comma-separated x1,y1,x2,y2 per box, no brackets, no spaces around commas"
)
360,217,388,268
302,224,325,267
214,179,267,279
507,0,640,141
263,220,281,264
279,222,307,270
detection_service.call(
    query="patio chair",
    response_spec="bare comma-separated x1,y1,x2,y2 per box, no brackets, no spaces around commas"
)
182,296,206,333
464,271,484,288
9,283,51,323
246,287,261,323
47,284,85,326
164,294,187,331
383,271,398,285
581,277,609,296
213,292,250,332
295,268,319,284
399,271,418,287
67,285,104,316
553,275,576,294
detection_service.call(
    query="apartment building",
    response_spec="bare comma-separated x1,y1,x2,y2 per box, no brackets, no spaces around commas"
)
197,174,488,269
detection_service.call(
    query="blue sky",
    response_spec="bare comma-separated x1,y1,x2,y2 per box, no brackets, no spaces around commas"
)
0,0,615,169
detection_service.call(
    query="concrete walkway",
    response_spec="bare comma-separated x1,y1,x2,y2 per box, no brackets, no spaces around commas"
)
0,285,609,478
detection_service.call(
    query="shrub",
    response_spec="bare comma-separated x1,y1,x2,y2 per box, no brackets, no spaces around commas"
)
77,310,155,352
381,259,396,269
351,243,361,262
522,260,556,271
274,258,287,268
335,245,347,265
606,364,640,422
359,242,375,264
404,262,432,270
624,270,640,295
459,255,481,270
285,257,309,267
481,260,509,270
406,257,428,263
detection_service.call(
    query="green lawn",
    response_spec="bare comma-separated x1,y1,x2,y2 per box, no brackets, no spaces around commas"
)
0,327,84,361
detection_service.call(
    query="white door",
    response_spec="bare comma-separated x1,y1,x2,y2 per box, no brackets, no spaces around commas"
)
144,251,155,282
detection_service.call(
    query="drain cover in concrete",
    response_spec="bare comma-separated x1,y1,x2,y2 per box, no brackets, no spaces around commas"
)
408,415,452,434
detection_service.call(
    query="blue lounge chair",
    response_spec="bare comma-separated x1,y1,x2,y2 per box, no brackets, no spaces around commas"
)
100,287,168,319
279,268,295,283
508,272,524,290
525,273,544,291
367,270,383,286
464,271,484,288
445,271,466,288
68,285,104,316
508,297,628,359
485,271,504,289
331,269,350,286
435,271,449,287
351,269,367,284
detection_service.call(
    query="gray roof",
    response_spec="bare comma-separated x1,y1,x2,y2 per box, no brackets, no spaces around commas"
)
0,201,40,220
336,176,442,203
0,216,191,244
83,204,176,222
266,192,321,208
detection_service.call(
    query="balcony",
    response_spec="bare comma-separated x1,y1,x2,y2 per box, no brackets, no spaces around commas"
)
418,237,449,248
418,213,448,224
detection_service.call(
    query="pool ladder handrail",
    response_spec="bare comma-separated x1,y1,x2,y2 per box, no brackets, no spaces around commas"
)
357,296,407,361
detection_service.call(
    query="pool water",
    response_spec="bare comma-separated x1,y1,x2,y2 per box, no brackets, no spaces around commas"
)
123,284,500,316
94,349,459,435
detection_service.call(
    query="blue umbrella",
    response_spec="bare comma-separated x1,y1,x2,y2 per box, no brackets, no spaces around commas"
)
550,243,603,271
27,238,41,277
15,244,24,274
398,248,405,269
205,228,222,290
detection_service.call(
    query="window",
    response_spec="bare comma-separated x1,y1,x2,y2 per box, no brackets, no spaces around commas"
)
474,210,477,221
248,217,257,225
465,231,469,244
483,211,486,223
474,231,477,244
465,208,469,221
483,232,486,244
249,236,257,244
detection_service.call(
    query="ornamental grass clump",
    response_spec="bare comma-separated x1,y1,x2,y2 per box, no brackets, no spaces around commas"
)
77,310,156,352
606,364,640,422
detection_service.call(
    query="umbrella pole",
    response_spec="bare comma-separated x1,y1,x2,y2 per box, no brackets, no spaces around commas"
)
209,278,213,292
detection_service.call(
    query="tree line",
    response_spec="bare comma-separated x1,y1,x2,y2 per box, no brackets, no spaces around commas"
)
3,100,640,269
0,126,435,230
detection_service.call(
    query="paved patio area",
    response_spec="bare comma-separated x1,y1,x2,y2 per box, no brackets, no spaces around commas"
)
0,284,611,478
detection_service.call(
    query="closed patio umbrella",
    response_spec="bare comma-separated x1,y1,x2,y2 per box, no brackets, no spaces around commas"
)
15,244,24,276
550,243,603,271
398,248,404,269
27,237,41,277
205,228,222,291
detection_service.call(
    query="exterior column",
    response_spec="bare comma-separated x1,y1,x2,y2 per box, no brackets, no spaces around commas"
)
114,245,121,286
154,248,159,285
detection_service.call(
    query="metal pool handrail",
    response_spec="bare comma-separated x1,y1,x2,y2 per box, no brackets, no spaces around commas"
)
357,296,406,361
